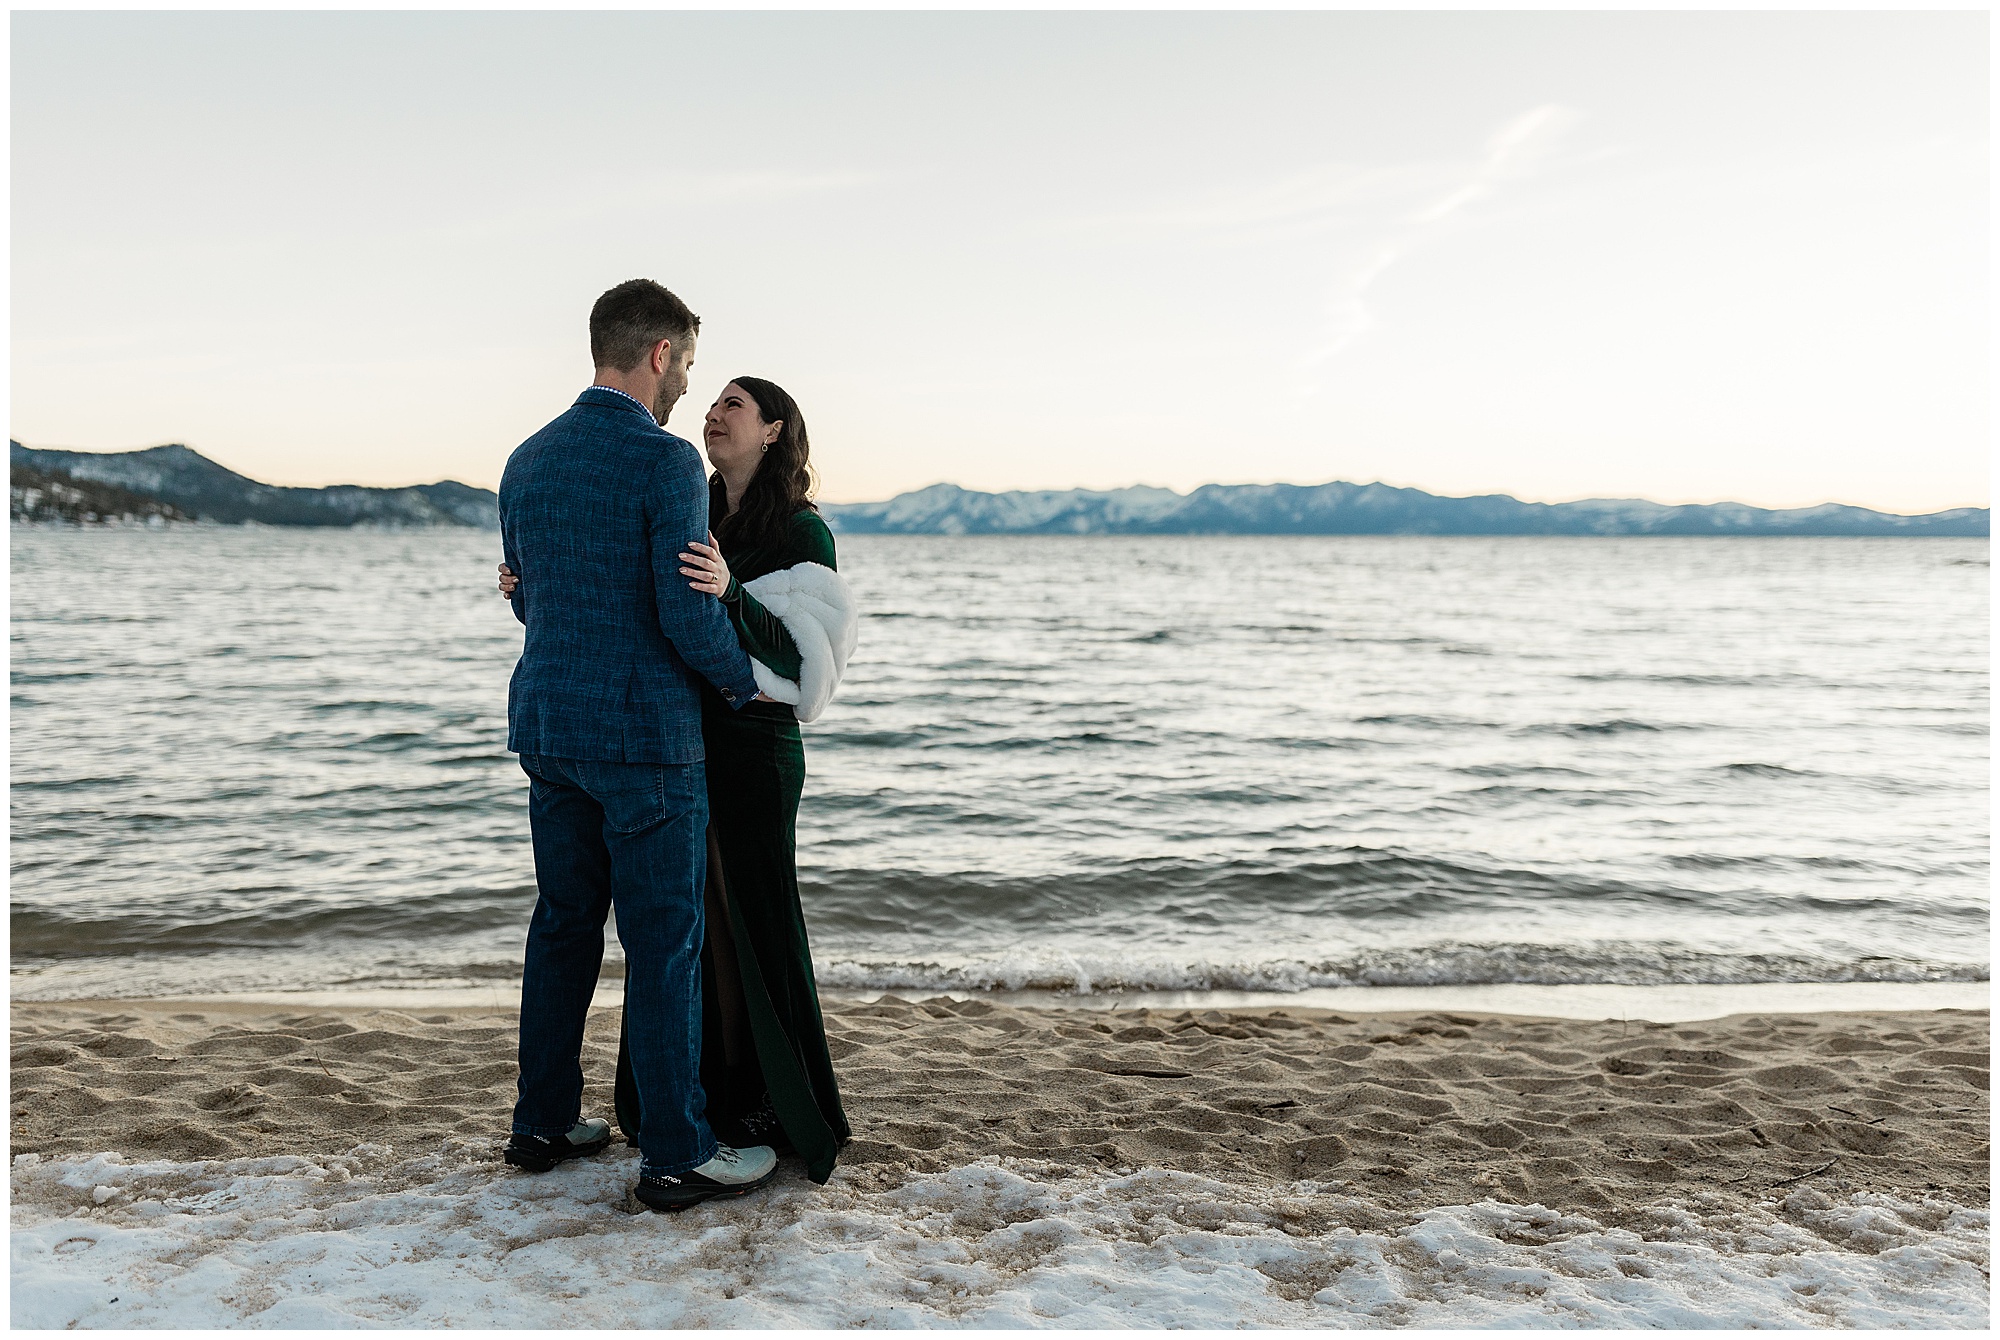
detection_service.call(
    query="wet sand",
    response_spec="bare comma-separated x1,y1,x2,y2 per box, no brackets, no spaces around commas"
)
11,995,1986,1221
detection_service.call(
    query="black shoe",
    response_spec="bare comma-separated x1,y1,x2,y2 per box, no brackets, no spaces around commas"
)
504,1118,613,1173
633,1144,778,1212
718,1095,794,1156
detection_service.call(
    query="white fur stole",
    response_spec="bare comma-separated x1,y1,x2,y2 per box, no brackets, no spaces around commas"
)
742,562,857,724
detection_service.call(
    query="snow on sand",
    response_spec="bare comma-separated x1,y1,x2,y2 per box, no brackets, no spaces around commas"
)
11,1146,1989,1328
12,997,1990,1326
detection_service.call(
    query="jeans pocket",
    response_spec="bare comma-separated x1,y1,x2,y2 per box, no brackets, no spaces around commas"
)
581,762,671,835
519,754,556,800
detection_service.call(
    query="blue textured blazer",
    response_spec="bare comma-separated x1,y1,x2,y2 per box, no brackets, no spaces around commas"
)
499,387,760,764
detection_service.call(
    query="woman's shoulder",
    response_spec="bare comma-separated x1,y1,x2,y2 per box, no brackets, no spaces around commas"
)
787,508,837,570
788,506,831,536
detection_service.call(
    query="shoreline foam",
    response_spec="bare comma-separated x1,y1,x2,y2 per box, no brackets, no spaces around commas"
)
17,978,1984,1022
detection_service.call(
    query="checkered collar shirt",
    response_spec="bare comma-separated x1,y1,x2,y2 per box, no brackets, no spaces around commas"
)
588,384,655,420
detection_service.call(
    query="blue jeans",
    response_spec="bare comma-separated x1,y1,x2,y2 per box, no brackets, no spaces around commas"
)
512,754,716,1175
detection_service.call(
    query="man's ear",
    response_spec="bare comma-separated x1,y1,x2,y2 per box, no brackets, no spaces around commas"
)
650,338,673,376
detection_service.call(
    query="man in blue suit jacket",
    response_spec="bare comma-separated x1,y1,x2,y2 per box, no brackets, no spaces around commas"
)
498,279,777,1211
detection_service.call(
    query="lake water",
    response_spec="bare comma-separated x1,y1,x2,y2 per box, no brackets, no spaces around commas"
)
8,529,1989,1001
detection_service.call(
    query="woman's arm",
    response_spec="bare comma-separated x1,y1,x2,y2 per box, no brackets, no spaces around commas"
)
690,513,837,682
722,583,804,681
679,536,807,682
727,513,836,676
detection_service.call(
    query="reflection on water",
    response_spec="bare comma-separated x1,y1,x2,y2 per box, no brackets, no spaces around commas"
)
10,530,1989,999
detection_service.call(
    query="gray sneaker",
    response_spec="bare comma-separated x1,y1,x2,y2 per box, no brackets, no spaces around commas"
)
634,1143,778,1212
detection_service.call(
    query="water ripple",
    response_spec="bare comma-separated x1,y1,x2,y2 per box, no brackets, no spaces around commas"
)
8,530,1991,998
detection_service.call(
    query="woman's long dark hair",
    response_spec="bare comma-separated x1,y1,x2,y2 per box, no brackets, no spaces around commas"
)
710,375,817,553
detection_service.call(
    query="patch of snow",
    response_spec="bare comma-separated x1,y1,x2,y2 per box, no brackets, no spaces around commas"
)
11,1149,1988,1328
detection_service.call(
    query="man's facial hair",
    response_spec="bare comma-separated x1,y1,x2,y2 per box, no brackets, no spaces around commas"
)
652,366,684,425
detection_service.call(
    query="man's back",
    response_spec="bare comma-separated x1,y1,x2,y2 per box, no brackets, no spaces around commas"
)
500,387,756,763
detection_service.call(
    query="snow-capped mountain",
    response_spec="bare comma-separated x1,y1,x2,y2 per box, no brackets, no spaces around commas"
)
10,442,498,528
822,481,1987,536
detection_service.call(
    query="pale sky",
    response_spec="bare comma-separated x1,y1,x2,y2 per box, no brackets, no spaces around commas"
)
9,11,1989,512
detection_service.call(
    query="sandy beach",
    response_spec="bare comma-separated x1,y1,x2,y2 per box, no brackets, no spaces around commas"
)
10,996,1989,1326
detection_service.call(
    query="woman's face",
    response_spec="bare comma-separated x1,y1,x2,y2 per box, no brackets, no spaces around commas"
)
703,382,780,475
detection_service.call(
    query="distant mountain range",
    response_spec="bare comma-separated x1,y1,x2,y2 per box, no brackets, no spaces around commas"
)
11,461,192,527
10,442,498,528
9,441,1987,536
823,482,1989,537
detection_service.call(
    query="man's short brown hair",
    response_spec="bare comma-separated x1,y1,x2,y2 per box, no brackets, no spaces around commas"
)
589,279,700,372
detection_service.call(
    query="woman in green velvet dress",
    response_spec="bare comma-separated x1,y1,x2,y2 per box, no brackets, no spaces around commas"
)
652,374,851,1184
497,375,851,1185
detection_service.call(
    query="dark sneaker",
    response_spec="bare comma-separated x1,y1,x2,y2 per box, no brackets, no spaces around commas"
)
718,1095,793,1156
504,1118,613,1173
741,1096,789,1145
633,1144,778,1212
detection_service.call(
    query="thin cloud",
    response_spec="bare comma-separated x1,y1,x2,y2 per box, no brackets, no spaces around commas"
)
1033,107,1583,375
1301,105,1582,369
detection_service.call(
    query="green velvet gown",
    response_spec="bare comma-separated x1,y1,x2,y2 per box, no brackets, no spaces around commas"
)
615,497,851,1183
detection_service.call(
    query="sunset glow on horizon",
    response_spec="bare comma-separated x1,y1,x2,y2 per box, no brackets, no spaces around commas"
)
10,11,1988,513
